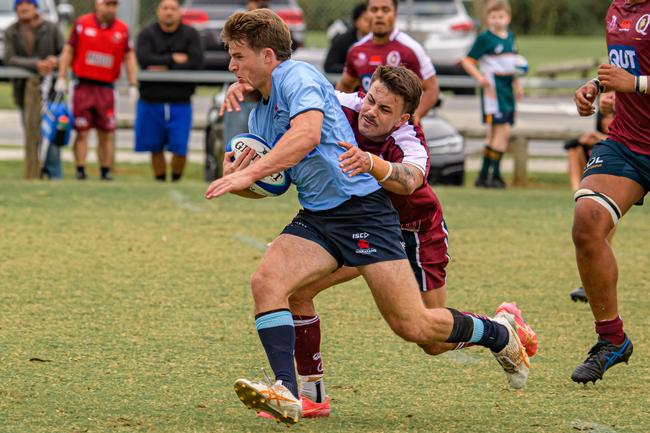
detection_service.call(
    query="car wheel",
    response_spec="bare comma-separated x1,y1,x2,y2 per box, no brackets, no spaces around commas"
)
204,122,224,182
439,168,465,186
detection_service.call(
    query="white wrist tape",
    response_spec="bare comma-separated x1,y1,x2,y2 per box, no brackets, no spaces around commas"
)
640,76,648,94
378,162,393,183
366,152,374,171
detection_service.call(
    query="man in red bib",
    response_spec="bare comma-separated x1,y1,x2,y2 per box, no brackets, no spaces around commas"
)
57,0,137,180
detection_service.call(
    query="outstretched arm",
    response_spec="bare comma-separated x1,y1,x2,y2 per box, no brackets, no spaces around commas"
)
337,141,424,195
205,110,323,199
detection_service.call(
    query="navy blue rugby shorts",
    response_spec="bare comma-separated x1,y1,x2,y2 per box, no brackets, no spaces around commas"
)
583,139,650,204
281,189,407,267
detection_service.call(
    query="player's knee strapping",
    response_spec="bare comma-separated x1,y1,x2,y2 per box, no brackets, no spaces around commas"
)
574,188,622,225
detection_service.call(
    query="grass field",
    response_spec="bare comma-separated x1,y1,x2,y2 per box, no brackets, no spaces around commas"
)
1,162,649,433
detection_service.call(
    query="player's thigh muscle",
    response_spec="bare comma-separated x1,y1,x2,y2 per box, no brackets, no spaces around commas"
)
579,174,645,216
251,234,339,313
291,266,361,303
358,259,446,343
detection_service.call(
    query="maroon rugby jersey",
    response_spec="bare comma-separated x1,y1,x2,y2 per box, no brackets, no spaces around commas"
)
605,0,650,155
344,29,436,92
337,91,443,231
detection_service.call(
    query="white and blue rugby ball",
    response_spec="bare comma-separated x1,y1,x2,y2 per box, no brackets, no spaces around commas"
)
514,54,529,76
226,133,292,197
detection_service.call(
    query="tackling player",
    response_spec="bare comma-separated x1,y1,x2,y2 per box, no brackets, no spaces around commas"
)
222,66,537,418
571,0,650,384
336,0,439,125
206,9,531,426
287,66,538,416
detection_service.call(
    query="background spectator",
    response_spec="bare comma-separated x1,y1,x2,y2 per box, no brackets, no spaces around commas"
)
56,0,138,181
4,0,64,179
337,0,440,126
324,3,370,74
135,0,203,182
460,0,523,188
565,92,615,191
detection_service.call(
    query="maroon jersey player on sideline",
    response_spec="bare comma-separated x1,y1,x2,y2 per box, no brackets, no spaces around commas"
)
571,0,650,384
336,0,439,126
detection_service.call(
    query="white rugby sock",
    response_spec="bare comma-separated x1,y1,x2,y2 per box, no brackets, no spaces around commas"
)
299,374,326,403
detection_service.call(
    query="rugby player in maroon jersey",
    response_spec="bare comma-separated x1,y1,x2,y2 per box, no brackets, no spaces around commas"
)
336,0,439,126
571,0,650,384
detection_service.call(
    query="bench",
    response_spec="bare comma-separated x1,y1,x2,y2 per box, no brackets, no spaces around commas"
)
536,59,601,79
457,126,585,186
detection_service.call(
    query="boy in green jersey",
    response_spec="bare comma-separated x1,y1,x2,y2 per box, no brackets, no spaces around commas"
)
461,0,523,188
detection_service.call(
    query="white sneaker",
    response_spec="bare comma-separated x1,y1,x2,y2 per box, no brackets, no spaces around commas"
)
234,378,301,426
491,312,530,389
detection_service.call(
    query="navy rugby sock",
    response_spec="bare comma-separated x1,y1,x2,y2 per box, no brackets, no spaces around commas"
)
256,309,299,398
479,146,491,179
492,149,504,179
445,308,509,353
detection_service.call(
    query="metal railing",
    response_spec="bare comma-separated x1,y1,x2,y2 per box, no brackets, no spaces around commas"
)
0,65,587,90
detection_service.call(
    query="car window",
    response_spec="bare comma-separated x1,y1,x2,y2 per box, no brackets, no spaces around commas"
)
398,0,459,16
0,0,50,13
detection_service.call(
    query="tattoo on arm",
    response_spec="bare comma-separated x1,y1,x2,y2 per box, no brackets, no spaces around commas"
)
389,163,419,190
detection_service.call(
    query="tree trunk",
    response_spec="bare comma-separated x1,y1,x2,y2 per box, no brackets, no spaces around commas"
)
23,76,42,180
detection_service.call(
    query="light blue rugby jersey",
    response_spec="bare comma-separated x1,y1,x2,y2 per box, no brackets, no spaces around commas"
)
248,60,380,211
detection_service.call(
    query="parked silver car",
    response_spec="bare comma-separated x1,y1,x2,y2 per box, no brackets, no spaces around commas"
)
0,0,72,63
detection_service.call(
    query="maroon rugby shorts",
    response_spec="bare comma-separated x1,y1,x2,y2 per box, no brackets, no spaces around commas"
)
72,82,116,131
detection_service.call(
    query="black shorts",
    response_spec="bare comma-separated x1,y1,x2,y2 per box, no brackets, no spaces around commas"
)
583,139,650,204
281,189,407,267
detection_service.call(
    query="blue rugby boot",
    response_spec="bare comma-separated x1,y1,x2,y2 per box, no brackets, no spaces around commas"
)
571,335,633,384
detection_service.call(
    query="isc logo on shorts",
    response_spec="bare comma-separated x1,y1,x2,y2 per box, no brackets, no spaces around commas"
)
609,45,640,75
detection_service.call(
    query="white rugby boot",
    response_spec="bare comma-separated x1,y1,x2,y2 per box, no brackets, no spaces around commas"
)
491,312,530,389
234,377,301,426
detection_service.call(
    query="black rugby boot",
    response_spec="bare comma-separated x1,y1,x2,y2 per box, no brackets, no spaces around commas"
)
570,286,588,303
571,335,633,384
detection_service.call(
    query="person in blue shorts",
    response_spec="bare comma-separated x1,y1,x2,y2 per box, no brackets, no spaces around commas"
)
135,0,203,181
205,9,531,426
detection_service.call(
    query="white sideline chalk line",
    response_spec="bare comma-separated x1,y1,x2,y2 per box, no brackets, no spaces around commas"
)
169,189,203,213
233,234,268,252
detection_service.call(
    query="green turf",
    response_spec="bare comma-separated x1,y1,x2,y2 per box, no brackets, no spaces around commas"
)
0,82,18,110
517,35,606,76
1,162,648,433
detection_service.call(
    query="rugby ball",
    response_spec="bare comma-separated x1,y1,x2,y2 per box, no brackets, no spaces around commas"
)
514,54,529,76
226,133,292,197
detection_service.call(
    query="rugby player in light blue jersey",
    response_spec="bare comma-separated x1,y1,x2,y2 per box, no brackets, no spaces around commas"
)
205,8,530,426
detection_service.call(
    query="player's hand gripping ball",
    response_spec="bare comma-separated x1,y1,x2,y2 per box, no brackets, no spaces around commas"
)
514,54,529,77
226,133,292,197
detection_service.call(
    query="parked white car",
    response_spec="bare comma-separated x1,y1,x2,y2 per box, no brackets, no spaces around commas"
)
0,0,72,63
396,0,476,76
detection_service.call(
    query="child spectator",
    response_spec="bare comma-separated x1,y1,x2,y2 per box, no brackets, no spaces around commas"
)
461,0,523,188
